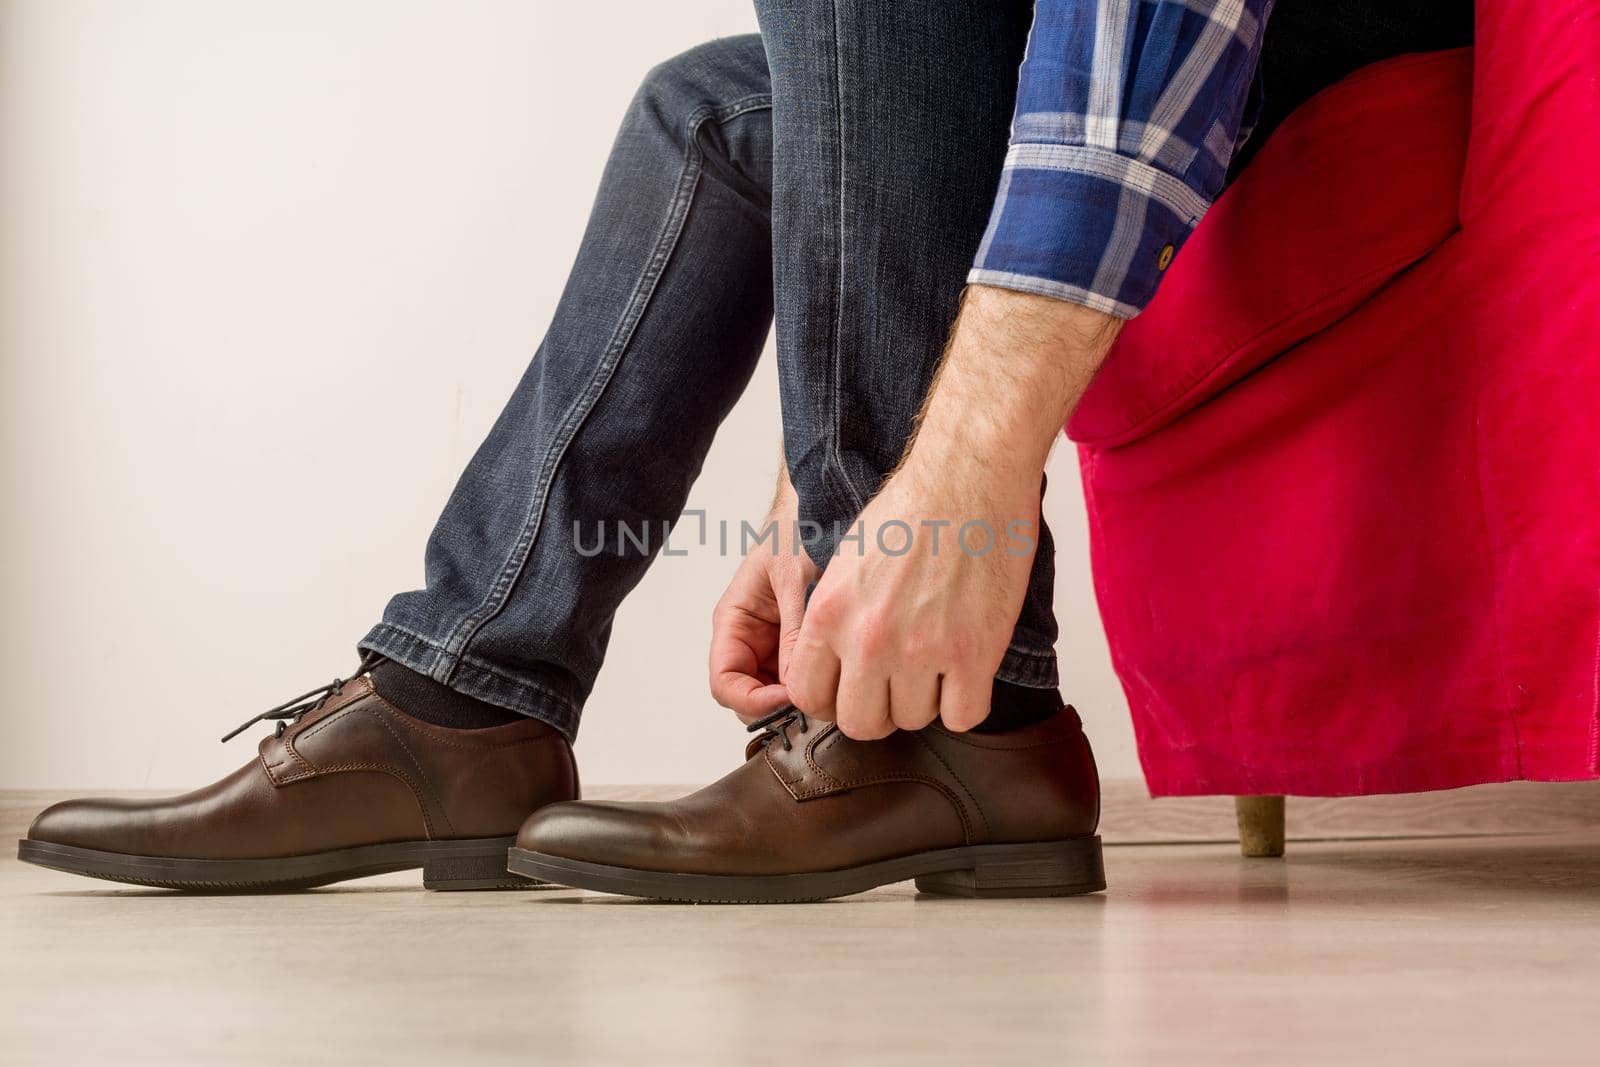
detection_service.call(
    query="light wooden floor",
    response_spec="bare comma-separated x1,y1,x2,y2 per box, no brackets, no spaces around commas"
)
6,819,1600,1066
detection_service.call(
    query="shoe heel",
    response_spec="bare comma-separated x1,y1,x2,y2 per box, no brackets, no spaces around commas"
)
421,837,534,891
914,837,1106,898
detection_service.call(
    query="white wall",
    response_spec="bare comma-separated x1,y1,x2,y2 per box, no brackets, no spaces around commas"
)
0,0,1139,789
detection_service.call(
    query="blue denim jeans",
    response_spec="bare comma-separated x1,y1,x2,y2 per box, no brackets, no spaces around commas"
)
362,2,1053,741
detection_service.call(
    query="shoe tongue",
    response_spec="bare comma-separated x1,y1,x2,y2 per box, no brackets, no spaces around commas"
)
327,674,375,714
288,675,371,733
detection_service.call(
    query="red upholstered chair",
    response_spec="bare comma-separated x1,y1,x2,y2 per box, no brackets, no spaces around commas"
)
1068,0,1600,854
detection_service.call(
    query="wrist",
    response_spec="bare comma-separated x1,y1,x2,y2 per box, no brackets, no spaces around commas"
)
909,285,1121,480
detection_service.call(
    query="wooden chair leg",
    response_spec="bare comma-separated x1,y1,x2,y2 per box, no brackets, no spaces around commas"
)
1235,795,1286,858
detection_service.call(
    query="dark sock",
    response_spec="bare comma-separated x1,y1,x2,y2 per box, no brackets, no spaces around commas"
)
971,678,1064,733
369,659,525,730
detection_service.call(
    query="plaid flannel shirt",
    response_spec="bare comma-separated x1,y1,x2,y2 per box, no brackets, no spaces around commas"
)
970,0,1275,318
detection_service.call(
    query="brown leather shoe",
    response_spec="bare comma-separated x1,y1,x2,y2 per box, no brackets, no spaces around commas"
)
509,705,1103,902
17,673,577,891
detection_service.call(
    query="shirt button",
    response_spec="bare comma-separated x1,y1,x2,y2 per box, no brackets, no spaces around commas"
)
1157,244,1175,271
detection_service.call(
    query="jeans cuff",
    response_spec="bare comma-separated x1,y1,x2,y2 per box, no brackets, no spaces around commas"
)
358,622,582,743
995,642,1060,689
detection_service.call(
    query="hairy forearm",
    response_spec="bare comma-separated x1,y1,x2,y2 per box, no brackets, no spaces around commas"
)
771,445,796,514
908,284,1121,480
788,288,1121,737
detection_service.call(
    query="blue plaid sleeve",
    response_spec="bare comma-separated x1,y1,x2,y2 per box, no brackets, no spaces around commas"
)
970,0,1274,318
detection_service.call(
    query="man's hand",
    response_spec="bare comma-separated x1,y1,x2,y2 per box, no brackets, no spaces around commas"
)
786,285,1121,739
708,461,820,723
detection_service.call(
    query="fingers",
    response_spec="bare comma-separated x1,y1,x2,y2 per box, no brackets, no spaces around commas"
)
888,670,941,733
710,654,789,719
709,547,823,723
789,587,961,738
836,661,893,741
937,668,993,732
785,627,842,723
712,674,793,724
709,595,785,720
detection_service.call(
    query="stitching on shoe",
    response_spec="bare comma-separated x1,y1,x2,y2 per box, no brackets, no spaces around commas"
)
258,750,284,783
262,744,294,775
281,762,438,838
366,706,456,838
259,729,318,784
273,696,451,839
801,726,844,788
787,772,975,842
295,703,359,746
910,732,990,843
763,747,796,786
284,729,319,776
783,727,978,843
762,747,800,788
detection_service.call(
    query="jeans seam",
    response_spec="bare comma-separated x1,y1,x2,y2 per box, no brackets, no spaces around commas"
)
826,0,868,517
456,651,573,706
437,96,769,675
363,620,448,670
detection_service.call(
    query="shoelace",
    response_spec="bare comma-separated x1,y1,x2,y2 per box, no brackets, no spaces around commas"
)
746,704,809,751
220,652,382,743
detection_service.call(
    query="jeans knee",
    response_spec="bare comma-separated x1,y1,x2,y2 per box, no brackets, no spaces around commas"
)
631,36,766,132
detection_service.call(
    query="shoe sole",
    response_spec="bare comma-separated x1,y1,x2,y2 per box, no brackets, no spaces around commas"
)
506,836,1105,903
16,836,535,892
